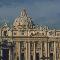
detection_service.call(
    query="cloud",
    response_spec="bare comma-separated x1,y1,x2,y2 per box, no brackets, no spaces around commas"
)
0,0,34,7
0,0,60,29
0,0,60,7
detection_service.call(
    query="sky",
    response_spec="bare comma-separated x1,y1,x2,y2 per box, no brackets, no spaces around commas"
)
0,0,60,29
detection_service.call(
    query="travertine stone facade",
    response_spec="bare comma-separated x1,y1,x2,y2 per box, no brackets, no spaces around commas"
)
0,9,60,60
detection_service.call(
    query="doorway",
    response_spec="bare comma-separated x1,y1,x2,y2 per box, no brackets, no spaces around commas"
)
50,53,53,60
31,55,33,60
21,53,24,60
2,49,9,60
36,53,39,60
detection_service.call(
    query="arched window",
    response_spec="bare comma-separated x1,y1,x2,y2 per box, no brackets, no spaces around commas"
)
4,30,7,36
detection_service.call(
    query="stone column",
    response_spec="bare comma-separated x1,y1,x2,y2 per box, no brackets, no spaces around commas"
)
10,49,12,60
40,42,42,60
53,42,57,60
44,42,48,60
18,42,21,60
56,42,59,60
33,42,36,60
1,50,2,60
15,41,20,60
25,42,28,60
48,43,50,60
9,49,10,60
8,46,13,60
14,43,17,60
12,46,15,60
28,42,30,60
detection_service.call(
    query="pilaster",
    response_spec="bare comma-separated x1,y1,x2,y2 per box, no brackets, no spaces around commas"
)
25,42,28,60
40,42,42,60
18,42,21,60
44,42,47,60
53,42,57,60
33,42,36,60
28,42,30,60
9,49,10,60
48,43,50,60
1,50,2,60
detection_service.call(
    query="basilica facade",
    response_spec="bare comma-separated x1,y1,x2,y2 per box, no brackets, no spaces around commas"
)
0,9,60,60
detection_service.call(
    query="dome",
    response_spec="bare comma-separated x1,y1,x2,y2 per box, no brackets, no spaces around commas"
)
13,9,34,29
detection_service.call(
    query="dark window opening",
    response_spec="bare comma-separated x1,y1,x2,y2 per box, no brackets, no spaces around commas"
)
22,32,24,35
14,32,16,35
50,53,53,60
17,56,19,60
31,55,33,60
36,53,39,60
2,49,9,60
21,53,24,60
4,31,7,36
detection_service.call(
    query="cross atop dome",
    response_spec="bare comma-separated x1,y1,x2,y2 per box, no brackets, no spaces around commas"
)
20,9,27,17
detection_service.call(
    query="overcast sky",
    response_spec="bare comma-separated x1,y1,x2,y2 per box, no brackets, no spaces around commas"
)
0,0,60,29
